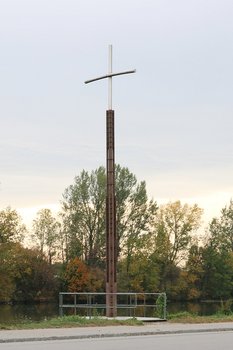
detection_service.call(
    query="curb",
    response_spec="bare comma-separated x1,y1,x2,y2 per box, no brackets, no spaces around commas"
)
1,327,233,343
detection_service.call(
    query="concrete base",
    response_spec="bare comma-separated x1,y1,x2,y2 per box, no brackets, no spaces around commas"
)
88,316,166,322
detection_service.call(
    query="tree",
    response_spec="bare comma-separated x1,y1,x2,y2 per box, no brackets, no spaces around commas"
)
118,252,160,293
152,201,203,265
0,207,26,243
62,167,106,265
200,245,233,299
199,200,233,299
181,244,204,300
64,257,90,292
61,165,157,268
0,243,16,301
208,199,233,253
63,257,105,293
12,244,57,301
150,201,203,292
115,165,157,264
32,209,59,264
0,243,57,302
88,266,105,292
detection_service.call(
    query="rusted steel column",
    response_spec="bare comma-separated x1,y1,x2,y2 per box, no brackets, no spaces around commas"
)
106,109,117,318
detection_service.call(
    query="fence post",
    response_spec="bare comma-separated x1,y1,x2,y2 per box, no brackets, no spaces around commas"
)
88,294,91,319
59,293,63,317
74,294,77,315
163,293,167,320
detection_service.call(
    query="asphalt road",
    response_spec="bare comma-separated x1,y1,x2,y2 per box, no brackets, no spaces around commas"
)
1,332,233,350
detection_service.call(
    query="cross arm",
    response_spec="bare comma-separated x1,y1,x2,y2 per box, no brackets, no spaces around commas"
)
84,69,136,84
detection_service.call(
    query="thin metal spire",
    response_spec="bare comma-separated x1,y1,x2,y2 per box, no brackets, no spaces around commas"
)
85,45,136,109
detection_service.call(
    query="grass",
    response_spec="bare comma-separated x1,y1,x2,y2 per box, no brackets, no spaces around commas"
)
168,311,233,323
2,312,233,330
0,315,143,330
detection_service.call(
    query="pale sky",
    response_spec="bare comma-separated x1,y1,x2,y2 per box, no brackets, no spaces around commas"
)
1,0,233,228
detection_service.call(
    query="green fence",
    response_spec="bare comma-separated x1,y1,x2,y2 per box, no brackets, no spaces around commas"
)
59,292,166,320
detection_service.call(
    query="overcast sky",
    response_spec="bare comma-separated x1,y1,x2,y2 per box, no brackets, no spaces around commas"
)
0,0,233,226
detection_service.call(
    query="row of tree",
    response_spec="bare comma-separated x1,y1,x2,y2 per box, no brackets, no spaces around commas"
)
1,165,233,303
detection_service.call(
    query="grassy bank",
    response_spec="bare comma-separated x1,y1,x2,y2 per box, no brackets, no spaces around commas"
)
2,312,233,330
0,315,143,330
168,311,233,323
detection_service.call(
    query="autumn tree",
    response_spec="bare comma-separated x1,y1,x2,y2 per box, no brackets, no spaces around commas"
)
64,257,90,292
32,209,59,264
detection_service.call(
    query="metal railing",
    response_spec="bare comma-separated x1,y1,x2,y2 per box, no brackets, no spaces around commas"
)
59,292,166,320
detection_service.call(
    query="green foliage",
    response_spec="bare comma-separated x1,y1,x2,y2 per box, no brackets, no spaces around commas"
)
12,244,57,301
118,253,160,292
168,311,233,323
0,207,26,243
152,201,203,265
168,311,197,320
2,174,233,305
0,315,143,330
0,243,16,301
0,243,57,302
61,165,157,268
216,299,233,316
201,202,233,300
115,165,158,259
209,199,233,253
154,293,166,319
180,244,204,300
149,201,203,295
32,209,59,264
62,167,106,265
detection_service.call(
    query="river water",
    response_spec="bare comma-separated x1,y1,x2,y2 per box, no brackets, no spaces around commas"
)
0,301,224,323
0,303,59,323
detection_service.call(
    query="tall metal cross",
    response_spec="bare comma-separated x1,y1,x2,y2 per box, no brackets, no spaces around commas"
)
85,45,136,317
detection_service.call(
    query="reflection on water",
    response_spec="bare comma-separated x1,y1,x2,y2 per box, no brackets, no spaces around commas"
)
0,301,226,323
0,303,59,323
168,301,222,316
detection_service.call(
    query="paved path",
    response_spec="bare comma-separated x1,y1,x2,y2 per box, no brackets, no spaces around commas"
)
2,332,233,350
1,322,233,343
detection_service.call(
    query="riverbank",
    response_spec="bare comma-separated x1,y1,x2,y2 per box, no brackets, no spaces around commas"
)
0,316,143,330
1,313,233,330
0,300,228,324
169,311,233,323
